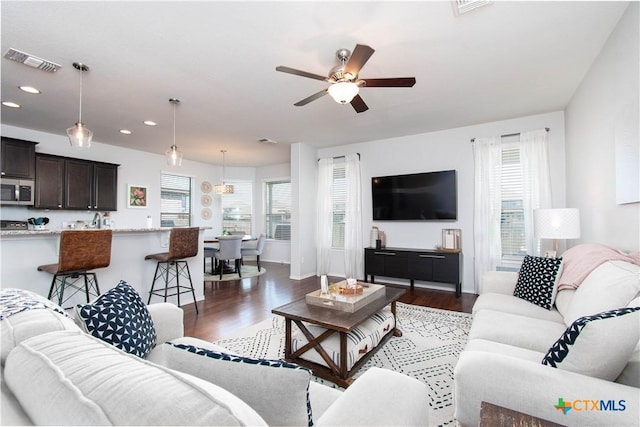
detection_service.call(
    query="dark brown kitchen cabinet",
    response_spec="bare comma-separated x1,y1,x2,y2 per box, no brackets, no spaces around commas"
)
34,154,64,209
35,154,118,211
1,137,37,179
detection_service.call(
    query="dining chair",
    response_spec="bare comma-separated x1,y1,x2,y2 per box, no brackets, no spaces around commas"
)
203,246,219,274
145,227,199,314
241,233,267,271
37,229,113,308
213,235,243,279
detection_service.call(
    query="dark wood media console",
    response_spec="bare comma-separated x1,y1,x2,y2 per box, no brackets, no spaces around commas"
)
364,247,462,296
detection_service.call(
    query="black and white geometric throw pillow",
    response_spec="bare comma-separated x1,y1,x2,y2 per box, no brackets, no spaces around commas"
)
77,280,157,358
513,255,563,310
542,306,640,380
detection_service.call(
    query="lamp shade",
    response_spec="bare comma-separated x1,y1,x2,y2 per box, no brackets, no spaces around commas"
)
534,208,581,239
328,82,359,104
165,144,183,166
66,122,93,149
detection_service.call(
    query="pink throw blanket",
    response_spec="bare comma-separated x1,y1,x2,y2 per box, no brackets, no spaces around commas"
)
557,243,640,291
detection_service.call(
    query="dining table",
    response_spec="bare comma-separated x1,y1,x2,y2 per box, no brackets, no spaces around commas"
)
204,235,256,274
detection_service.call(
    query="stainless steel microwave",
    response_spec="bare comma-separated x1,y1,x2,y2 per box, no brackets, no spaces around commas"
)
0,178,34,206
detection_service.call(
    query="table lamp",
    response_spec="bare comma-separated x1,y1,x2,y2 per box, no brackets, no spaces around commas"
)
534,208,581,257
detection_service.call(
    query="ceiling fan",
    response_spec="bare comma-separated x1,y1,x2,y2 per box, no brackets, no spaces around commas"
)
276,44,416,113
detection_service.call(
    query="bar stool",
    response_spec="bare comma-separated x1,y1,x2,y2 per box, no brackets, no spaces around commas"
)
145,227,199,314
37,229,113,307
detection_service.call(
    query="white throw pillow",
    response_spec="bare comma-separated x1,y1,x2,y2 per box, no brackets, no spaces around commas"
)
4,330,266,426
542,307,640,380
160,342,313,427
564,261,640,324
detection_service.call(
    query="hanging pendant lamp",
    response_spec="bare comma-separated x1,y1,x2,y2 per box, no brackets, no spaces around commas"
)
165,98,183,166
214,150,234,194
67,62,93,149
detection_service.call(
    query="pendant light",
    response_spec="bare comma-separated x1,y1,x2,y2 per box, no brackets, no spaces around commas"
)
165,98,183,166
66,62,93,149
214,150,234,194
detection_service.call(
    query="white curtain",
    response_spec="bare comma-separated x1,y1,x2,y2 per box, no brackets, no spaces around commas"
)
472,136,503,293
344,154,363,279
316,158,333,275
520,129,553,255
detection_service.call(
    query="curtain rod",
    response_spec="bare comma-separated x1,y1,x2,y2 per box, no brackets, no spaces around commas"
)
317,153,361,162
470,128,549,143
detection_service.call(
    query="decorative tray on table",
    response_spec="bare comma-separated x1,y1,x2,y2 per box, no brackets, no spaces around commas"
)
305,282,386,313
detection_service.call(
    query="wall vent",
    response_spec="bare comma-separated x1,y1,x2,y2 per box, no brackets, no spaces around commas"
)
452,0,491,16
3,48,61,72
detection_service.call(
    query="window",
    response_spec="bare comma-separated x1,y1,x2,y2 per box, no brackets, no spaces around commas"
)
265,180,291,240
221,180,252,235
332,164,346,248
160,173,192,227
500,145,525,263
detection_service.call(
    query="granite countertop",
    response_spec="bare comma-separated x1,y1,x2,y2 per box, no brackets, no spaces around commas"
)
0,227,210,237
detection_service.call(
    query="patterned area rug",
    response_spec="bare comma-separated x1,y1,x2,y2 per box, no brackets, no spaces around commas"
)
213,302,472,427
203,265,265,282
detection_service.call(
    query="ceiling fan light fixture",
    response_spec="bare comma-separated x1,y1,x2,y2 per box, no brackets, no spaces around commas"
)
67,62,93,149
328,81,359,104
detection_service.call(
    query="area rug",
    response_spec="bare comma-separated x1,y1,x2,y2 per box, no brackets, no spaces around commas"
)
203,265,266,282
213,302,472,427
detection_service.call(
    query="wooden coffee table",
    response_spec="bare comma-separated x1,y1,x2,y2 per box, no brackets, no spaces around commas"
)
272,286,405,387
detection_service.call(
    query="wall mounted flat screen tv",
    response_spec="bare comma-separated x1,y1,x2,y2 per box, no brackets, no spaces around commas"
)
372,170,457,221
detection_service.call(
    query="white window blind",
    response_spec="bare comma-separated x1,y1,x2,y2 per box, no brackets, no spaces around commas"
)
265,180,291,240
500,146,525,262
332,164,346,248
222,180,252,235
160,173,192,227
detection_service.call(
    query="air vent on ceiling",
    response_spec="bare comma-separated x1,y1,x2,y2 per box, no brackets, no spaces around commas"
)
257,138,278,144
452,0,491,15
3,48,61,72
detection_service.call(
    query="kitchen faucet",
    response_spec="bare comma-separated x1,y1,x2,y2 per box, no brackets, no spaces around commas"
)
92,212,102,229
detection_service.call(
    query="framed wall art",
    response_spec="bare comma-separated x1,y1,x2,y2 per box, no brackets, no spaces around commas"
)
128,185,148,208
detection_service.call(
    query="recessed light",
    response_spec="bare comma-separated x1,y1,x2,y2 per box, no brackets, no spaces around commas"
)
19,86,41,94
2,101,21,108
119,129,132,135
143,120,157,126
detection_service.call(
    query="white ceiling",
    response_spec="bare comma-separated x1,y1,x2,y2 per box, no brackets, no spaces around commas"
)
0,1,629,167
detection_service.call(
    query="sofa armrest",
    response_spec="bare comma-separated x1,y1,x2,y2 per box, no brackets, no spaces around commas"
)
316,367,430,426
147,303,184,343
481,271,518,295
454,351,640,427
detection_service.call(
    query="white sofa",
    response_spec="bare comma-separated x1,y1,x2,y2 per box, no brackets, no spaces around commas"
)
454,260,640,426
1,292,430,426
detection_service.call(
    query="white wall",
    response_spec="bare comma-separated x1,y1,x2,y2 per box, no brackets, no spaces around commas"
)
565,2,640,252
313,111,566,294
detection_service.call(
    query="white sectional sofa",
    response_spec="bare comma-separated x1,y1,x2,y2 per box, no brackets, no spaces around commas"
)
454,258,640,426
1,287,430,426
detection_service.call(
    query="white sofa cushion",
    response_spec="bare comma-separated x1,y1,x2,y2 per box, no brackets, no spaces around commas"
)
76,280,157,358
472,293,564,323
468,310,566,353
0,289,79,366
542,307,640,381
563,261,640,325
160,342,313,427
4,330,266,426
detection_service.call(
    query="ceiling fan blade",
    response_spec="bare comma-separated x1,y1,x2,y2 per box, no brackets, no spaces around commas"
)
276,66,328,82
362,77,417,87
294,89,328,106
350,94,369,113
344,44,375,77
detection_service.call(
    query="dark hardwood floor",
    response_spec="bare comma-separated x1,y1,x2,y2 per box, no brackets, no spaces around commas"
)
183,261,477,341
